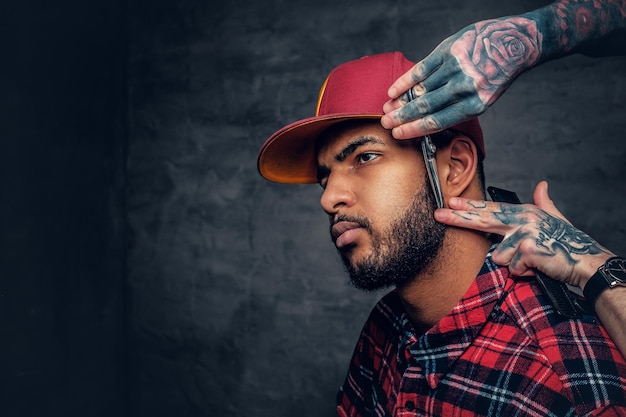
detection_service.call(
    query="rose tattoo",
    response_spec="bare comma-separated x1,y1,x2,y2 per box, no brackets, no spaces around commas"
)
451,17,543,105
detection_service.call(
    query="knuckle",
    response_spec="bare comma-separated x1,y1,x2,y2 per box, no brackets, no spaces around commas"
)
414,83,426,95
518,222,536,234
423,116,442,131
518,239,536,255
397,106,415,123
416,98,430,114
491,249,505,265
412,63,426,81
479,215,492,228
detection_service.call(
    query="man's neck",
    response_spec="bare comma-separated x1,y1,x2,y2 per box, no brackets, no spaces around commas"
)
396,228,493,331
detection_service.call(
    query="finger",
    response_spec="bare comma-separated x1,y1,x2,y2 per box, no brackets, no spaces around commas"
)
388,115,441,139
491,229,535,276
447,197,506,213
387,52,443,100
381,93,439,131
382,83,426,115
384,83,469,131
385,63,428,104
434,207,512,236
389,100,480,139
507,249,535,277
382,62,464,124
449,197,540,228
532,181,571,224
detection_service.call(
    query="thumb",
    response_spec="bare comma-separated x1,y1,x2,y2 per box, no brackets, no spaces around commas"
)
533,181,571,224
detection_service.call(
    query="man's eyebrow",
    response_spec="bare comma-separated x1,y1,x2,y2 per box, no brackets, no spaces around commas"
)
316,136,385,184
335,136,384,162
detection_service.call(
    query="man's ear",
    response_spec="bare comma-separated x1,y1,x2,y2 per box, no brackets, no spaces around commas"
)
436,135,478,200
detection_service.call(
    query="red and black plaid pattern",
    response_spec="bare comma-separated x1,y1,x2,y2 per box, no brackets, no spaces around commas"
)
337,251,626,416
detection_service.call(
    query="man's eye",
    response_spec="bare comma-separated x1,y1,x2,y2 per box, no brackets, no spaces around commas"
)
357,153,379,164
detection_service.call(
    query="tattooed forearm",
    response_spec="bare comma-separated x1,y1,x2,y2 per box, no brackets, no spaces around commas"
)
544,0,626,54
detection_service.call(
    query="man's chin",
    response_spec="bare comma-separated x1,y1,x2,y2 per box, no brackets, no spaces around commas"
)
346,269,395,292
339,254,394,292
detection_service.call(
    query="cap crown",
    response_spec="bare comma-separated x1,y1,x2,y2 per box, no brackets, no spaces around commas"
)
257,52,484,184
315,52,411,117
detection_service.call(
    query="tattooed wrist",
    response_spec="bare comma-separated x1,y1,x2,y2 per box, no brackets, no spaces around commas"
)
540,0,626,56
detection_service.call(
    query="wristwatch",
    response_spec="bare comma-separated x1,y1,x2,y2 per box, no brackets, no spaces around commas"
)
583,256,626,310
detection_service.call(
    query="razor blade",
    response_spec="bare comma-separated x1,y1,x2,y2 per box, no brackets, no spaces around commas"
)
421,135,444,209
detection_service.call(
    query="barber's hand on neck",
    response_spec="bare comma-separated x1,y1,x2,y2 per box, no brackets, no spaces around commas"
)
433,181,614,291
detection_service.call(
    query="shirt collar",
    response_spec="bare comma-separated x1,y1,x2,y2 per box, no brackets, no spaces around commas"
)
398,248,514,389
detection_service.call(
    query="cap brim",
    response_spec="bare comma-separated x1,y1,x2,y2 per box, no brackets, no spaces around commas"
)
258,113,381,184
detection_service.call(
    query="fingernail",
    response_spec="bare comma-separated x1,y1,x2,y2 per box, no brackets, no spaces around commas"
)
388,87,397,98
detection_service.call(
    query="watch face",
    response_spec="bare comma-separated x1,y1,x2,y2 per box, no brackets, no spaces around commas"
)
603,257,626,286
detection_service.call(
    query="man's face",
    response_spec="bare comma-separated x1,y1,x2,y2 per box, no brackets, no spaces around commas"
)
316,121,446,291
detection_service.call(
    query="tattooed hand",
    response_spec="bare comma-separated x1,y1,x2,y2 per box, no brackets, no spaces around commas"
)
380,17,542,139
381,0,626,139
434,181,614,289
451,18,542,104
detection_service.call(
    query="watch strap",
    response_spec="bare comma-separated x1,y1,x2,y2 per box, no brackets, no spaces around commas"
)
583,256,621,310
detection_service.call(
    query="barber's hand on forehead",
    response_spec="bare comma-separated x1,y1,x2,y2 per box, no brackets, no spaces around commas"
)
381,17,542,139
434,181,615,289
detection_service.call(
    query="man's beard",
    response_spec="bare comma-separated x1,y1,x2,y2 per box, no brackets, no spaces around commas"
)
335,180,446,292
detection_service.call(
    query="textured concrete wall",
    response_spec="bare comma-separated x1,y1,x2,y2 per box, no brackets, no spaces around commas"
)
126,1,626,416
1,1,127,416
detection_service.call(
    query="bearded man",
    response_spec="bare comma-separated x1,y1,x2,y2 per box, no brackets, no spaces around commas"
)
257,52,626,416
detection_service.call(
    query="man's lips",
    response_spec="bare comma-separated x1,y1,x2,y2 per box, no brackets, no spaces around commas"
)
331,221,365,248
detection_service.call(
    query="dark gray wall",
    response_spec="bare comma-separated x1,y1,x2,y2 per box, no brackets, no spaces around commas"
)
1,1,127,416
127,1,626,417
3,0,626,416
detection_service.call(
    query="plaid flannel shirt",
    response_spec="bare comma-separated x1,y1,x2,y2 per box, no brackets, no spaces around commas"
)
337,251,626,416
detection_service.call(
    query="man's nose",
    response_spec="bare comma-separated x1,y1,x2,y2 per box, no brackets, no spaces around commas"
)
320,173,356,216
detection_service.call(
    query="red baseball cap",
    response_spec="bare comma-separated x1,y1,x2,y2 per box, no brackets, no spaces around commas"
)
257,51,484,184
